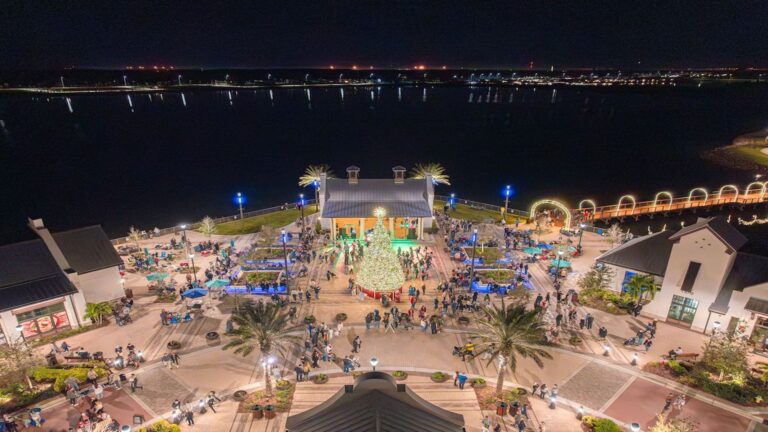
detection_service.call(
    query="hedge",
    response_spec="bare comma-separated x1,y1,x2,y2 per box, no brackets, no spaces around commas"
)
30,366,107,392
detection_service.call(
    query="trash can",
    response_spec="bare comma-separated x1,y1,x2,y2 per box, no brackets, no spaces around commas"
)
496,401,508,416
251,405,263,419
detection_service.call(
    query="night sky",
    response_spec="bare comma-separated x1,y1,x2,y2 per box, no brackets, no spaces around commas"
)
2,1,768,70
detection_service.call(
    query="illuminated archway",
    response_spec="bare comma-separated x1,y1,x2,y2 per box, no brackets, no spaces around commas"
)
577,199,596,216
717,184,739,202
745,181,767,199
529,199,572,229
617,195,636,214
652,191,673,210
687,187,708,203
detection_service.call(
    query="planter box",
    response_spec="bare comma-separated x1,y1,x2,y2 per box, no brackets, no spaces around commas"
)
392,372,408,381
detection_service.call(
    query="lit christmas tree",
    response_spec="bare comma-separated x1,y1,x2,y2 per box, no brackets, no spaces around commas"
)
356,208,405,295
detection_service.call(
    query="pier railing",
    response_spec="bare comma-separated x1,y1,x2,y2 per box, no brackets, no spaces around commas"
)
434,194,530,218
110,200,316,245
586,192,767,221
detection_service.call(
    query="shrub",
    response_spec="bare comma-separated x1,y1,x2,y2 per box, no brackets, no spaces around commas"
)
335,313,348,322
431,371,447,381
30,366,107,392
425,226,439,235
392,370,407,378
583,416,621,432
304,315,316,324
315,221,323,234
471,378,486,387
569,335,583,345
668,360,687,377
275,379,291,390
136,420,182,432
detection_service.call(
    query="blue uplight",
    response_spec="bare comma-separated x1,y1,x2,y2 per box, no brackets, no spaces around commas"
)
502,185,516,198
234,192,246,205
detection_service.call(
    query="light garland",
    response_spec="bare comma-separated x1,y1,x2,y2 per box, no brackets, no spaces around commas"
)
356,208,405,293
738,215,768,225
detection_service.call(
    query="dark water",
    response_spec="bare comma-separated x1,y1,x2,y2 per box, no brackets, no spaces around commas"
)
1,85,767,243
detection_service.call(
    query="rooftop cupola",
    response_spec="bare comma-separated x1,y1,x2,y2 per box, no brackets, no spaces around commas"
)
392,166,406,184
346,165,360,184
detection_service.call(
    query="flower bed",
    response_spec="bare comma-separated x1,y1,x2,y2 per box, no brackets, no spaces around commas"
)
578,287,634,315
240,271,281,285
476,270,513,284
582,416,621,432
238,382,295,413
475,386,528,410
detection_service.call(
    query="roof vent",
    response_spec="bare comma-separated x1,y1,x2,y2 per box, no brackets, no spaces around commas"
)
392,166,406,184
346,166,360,185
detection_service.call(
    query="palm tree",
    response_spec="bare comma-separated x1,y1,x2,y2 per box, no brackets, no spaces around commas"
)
84,302,113,325
127,226,141,249
299,164,334,210
471,300,552,395
223,301,302,396
410,162,451,186
198,216,217,238
625,274,660,304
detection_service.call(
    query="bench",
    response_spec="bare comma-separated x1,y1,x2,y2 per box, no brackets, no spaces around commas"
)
663,352,699,362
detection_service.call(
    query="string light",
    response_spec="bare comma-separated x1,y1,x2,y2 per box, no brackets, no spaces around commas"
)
738,215,768,225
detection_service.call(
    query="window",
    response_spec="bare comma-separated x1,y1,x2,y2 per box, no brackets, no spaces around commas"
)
667,295,699,325
16,303,70,339
680,262,701,292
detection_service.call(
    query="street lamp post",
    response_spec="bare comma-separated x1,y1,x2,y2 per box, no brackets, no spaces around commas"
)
299,193,306,229
577,222,586,251
370,357,379,371
15,324,26,344
281,229,290,277
313,179,320,211
178,75,182,86
123,75,127,86
180,224,188,252
504,185,511,216
554,250,564,284
236,192,245,221
468,228,478,291
188,253,198,284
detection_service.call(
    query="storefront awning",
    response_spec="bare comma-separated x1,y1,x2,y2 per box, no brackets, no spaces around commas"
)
745,297,768,315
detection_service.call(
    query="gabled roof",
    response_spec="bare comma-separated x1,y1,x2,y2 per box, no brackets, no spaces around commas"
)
0,240,77,312
710,252,768,314
52,225,123,274
669,217,748,251
322,178,432,218
596,230,675,276
286,372,464,432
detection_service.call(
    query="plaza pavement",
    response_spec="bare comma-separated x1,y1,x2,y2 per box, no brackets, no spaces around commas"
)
29,217,767,431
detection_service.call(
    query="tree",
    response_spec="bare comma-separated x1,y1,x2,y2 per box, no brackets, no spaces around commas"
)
198,216,217,238
471,300,552,395
605,223,624,247
700,330,749,382
578,265,615,292
84,302,113,325
223,301,302,396
356,209,405,295
299,164,334,211
649,414,697,432
127,226,142,249
409,162,451,186
625,274,660,303
258,225,279,248
0,339,43,390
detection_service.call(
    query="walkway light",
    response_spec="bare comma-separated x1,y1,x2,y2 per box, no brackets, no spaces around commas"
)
15,324,22,332
603,345,611,356
370,357,379,371
631,353,638,366
576,405,584,420
630,423,641,432
549,395,557,409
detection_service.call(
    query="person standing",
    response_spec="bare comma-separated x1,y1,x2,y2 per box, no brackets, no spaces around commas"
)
171,352,181,369
207,391,221,413
453,370,460,387
352,336,361,353
185,409,194,426
585,313,594,330
663,393,674,411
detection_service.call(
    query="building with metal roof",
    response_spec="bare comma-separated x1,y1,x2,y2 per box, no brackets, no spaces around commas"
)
285,372,465,432
0,219,124,344
596,217,768,345
318,166,435,240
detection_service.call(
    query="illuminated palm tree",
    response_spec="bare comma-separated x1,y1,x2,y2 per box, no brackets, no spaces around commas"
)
410,162,451,186
471,300,552,395
299,164,334,210
223,301,302,396
625,274,660,304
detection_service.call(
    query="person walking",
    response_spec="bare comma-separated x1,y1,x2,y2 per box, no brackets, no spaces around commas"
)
453,370,460,387
130,374,143,392
185,409,194,426
207,391,222,413
294,364,304,382
585,313,594,330
663,393,674,411
457,373,468,390
644,338,653,353
171,352,181,369
352,336,361,353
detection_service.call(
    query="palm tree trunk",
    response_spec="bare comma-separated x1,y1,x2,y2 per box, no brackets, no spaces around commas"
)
496,367,505,395
265,365,273,397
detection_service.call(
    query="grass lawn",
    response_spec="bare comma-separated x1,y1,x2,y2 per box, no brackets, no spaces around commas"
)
434,200,520,224
215,208,317,235
727,145,768,167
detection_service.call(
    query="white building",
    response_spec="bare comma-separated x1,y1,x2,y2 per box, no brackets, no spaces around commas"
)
596,217,768,350
318,166,435,240
0,220,124,344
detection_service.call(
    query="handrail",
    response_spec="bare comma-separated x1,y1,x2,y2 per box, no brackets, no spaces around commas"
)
586,191,768,220
434,194,530,218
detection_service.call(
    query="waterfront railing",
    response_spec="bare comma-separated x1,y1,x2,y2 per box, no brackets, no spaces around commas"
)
434,194,530,218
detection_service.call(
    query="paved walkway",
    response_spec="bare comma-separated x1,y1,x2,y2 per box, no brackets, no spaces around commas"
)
27,218,766,432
